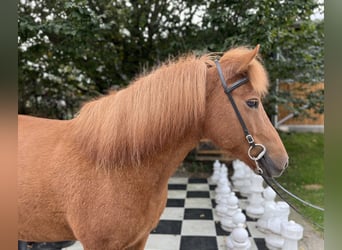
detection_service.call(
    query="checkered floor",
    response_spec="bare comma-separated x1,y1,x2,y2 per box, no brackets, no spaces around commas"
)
64,177,267,250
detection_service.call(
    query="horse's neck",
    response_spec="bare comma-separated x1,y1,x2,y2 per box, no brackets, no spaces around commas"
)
130,134,199,188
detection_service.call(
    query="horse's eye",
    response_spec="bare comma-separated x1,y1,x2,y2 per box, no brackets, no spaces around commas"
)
246,99,259,109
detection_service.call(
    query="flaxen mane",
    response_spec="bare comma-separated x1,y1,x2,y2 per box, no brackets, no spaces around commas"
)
71,55,208,168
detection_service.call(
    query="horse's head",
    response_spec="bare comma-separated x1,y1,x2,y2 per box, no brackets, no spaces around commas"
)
203,45,288,177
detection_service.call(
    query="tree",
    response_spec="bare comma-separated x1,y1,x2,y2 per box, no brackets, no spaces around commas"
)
197,0,324,120
18,0,323,120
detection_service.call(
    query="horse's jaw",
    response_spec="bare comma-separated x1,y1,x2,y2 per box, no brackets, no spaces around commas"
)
257,152,288,178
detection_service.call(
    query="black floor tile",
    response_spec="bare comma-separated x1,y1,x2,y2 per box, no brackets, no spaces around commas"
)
214,221,231,236
150,220,182,235
168,184,187,190
187,191,210,198
180,236,218,250
184,208,213,220
254,238,268,250
166,199,185,207
211,199,217,208
188,178,208,183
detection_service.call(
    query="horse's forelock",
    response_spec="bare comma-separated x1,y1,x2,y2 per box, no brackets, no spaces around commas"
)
219,47,269,97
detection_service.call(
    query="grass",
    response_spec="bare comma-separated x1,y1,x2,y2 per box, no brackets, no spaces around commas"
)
277,132,324,232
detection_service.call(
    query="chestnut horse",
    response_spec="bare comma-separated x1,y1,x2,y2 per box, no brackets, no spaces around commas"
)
18,45,288,249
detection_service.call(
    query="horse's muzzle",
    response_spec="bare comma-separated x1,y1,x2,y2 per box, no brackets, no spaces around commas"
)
257,153,288,178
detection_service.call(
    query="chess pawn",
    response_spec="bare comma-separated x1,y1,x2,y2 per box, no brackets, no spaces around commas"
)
257,186,277,232
226,224,251,250
281,220,303,250
246,174,265,219
220,193,239,231
210,160,221,184
265,201,290,250
232,209,247,229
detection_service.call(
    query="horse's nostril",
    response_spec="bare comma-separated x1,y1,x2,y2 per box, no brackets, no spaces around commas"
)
284,159,289,169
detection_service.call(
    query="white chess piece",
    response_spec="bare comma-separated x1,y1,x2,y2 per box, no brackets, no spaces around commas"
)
239,164,253,198
281,220,303,250
265,201,290,250
257,186,277,232
215,175,231,204
221,163,232,188
210,160,221,184
231,159,246,192
246,174,265,219
215,192,233,217
232,209,247,228
220,193,239,231
226,224,251,250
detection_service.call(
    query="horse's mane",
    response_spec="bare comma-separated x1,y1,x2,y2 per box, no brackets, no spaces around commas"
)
71,55,208,168
70,47,269,169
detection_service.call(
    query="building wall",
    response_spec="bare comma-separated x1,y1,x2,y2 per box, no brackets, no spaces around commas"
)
277,82,324,126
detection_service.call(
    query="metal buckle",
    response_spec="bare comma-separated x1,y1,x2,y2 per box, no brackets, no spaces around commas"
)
254,160,264,175
248,143,266,161
245,134,255,144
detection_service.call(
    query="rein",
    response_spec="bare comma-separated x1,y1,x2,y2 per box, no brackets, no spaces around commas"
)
214,60,324,227
215,60,266,174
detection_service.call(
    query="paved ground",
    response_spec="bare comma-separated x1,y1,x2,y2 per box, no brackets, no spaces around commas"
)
63,177,324,250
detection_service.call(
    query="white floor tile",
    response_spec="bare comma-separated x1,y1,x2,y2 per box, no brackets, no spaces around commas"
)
145,234,181,250
168,177,188,184
167,190,187,199
187,183,210,191
181,220,216,236
185,198,213,208
160,207,185,220
246,221,267,238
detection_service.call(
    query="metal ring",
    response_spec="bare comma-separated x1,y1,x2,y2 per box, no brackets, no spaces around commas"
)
252,159,264,175
248,143,266,161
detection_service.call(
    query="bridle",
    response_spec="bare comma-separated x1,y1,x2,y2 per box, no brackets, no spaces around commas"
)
215,60,266,175
215,60,325,219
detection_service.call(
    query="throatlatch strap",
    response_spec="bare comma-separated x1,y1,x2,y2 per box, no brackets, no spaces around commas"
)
214,60,255,147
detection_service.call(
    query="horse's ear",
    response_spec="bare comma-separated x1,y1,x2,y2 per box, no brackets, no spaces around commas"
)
237,44,260,72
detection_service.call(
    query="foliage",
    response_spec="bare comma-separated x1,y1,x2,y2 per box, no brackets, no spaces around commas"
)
18,0,324,119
